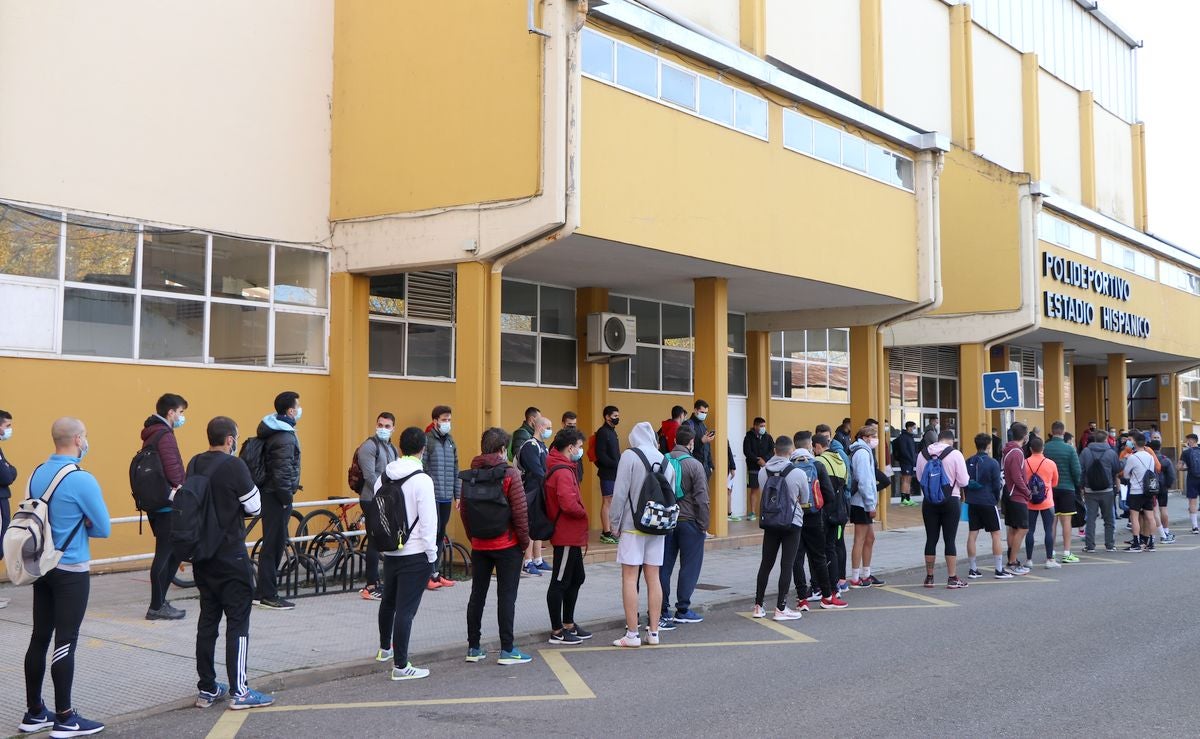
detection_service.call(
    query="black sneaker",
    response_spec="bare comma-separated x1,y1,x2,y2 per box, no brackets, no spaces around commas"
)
49,709,104,737
1144,542,1156,552
146,602,186,620
866,575,885,587
966,569,983,579
256,597,295,610
1082,547,1096,553
1124,543,1142,552
548,629,583,646
568,625,592,640
993,569,1014,579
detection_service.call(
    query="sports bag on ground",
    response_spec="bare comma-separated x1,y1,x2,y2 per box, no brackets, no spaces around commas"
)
366,469,423,551
171,455,233,563
629,449,678,534
2,464,83,585
459,464,513,540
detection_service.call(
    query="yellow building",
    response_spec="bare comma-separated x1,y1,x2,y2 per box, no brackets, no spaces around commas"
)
0,0,1197,570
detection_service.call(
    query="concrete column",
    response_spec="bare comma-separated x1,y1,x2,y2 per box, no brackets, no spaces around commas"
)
746,331,771,430
1158,373,1180,453
949,3,975,150
859,0,884,108
1022,52,1041,180
455,262,500,451
1079,91,1097,209
576,287,609,530
1107,353,1128,432
850,325,886,525
738,0,765,56
1042,342,1066,428
328,272,371,498
1073,364,1103,434
959,343,988,444
694,278,729,537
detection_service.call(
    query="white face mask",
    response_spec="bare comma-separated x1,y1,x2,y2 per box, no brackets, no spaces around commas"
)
868,438,879,450
696,412,708,422
376,427,393,441
294,406,303,421
0,428,10,442
438,422,451,435
541,428,553,440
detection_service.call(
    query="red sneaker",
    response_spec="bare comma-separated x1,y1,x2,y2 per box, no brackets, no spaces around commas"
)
820,596,848,609
426,578,444,591
436,576,456,588
794,598,809,612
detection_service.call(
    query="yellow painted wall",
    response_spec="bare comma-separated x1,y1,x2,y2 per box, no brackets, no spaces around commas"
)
499,385,581,440
768,400,852,439
933,146,1025,315
367,377,458,434
607,391,693,433
330,0,542,219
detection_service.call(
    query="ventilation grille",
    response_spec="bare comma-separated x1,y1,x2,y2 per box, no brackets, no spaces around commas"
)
405,271,455,321
889,347,959,377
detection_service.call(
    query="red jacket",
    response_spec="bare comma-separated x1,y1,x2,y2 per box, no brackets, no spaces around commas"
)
460,453,530,551
141,417,185,488
544,448,588,547
659,419,680,451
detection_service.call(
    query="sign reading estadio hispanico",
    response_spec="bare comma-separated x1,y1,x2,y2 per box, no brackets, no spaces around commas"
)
1041,252,1151,339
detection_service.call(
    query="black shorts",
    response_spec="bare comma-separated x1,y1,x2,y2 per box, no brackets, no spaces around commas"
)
967,504,1001,532
1005,499,1028,529
899,465,915,477
1187,478,1200,500
747,473,760,490
1052,490,1077,515
1157,489,1169,508
849,505,873,525
1127,493,1156,512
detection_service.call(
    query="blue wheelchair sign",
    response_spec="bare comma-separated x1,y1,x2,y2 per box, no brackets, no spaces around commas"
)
982,371,1021,410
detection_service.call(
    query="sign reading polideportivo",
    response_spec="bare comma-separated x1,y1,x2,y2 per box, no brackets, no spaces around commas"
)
1041,252,1151,339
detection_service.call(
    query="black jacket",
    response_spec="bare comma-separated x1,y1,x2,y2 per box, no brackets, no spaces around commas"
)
686,416,712,474
743,430,773,474
256,417,301,505
891,432,916,468
594,424,621,481
0,445,16,500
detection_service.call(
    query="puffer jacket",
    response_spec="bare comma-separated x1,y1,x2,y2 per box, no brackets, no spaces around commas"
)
141,415,185,488
422,427,461,502
460,452,529,551
545,448,589,547
257,414,300,505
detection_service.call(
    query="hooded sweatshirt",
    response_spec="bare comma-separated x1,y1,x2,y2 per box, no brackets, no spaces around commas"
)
669,445,710,531
1079,441,1120,492
1002,440,1030,504
610,421,675,534
829,438,852,476
375,456,438,561
545,447,589,547
257,413,300,504
758,454,806,527
915,441,970,499
848,439,878,512
461,452,529,551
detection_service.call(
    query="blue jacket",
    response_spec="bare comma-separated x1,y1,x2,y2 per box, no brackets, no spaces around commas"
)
422,428,460,502
29,455,111,566
848,440,877,512
964,452,1002,506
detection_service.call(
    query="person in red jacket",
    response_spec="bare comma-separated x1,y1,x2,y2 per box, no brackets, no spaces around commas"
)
544,428,591,646
460,428,531,665
142,393,188,621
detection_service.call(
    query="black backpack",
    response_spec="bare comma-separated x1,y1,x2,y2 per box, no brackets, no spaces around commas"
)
629,449,678,534
1085,453,1111,491
759,465,798,531
528,464,573,541
459,465,513,540
170,455,233,563
130,428,172,512
366,469,423,551
239,436,269,488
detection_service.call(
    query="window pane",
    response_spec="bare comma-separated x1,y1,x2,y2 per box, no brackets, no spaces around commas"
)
770,331,783,357
728,355,748,397
407,323,453,378
868,146,901,186
0,207,60,278
903,373,919,407
698,77,733,124
660,65,696,109
608,294,628,314
771,359,785,398
734,91,768,137
501,333,537,383
1023,379,1039,407
540,337,577,386
661,304,692,349
828,328,849,364
921,376,938,407
274,247,328,308
139,296,203,362
274,311,325,367
65,217,136,288
662,348,691,392
895,157,915,189
62,288,133,358
630,298,659,344
212,237,270,301
581,30,614,81
538,285,575,336
727,313,746,354
807,362,830,399
369,274,405,316
782,330,805,359
784,111,813,154
369,320,406,375
939,379,958,410
210,303,268,365
609,357,630,390
632,345,660,390
890,373,902,404
142,232,205,295
806,329,828,360
813,121,841,162
785,361,806,399
616,44,657,96
841,133,867,172
501,280,537,332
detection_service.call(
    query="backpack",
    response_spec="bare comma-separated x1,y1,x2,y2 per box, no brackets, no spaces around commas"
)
513,438,542,477
532,464,575,540
347,440,378,495
239,436,269,488
965,454,984,492
458,465,513,540
918,447,955,504
759,464,798,531
1084,453,1111,491
1140,453,1161,496
586,435,597,464
664,452,693,500
365,469,423,551
628,449,679,534
2,465,83,586
129,428,172,512
1028,459,1048,505
817,452,850,525
1156,453,1176,491
793,458,823,510
170,455,233,563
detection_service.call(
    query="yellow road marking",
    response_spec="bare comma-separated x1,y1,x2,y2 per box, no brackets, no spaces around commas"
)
879,586,957,607
205,711,247,739
736,611,818,641
540,649,595,699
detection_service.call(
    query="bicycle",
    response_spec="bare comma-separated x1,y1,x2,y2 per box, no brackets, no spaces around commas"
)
296,498,366,573
170,510,304,589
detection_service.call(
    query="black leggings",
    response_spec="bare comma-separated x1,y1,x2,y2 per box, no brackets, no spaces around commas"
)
25,568,90,713
547,545,586,631
148,512,179,610
755,526,801,610
825,514,846,583
432,501,452,578
922,497,961,557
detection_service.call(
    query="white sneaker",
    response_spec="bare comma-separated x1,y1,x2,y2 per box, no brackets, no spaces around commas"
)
751,604,766,619
613,633,641,648
375,648,394,663
773,607,803,621
646,631,660,645
1045,560,1062,569
390,663,430,680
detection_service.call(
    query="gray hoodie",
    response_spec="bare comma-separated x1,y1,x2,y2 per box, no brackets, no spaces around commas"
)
610,421,675,534
848,439,878,512
1079,441,1120,492
668,445,709,531
757,455,806,528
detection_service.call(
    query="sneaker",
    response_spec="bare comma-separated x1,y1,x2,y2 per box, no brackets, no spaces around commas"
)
837,579,850,593
47,709,104,736
255,597,295,610
1045,559,1062,569
850,578,871,589
673,609,703,624
923,574,935,588
360,584,382,601
773,607,803,621
1082,547,1096,553
947,577,968,589
1106,546,1117,552
230,689,276,709
807,588,823,602
820,596,849,609
195,683,228,709
376,648,394,663
464,647,487,662
1192,527,1199,534
1008,564,1030,575
646,631,660,646
705,531,716,538
535,560,553,572
613,633,641,647
599,533,619,544
746,513,757,521
1162,533,1176,544
1061,552,1080,563
426,577,445,589
568,625,593,640
390,663,430,681
436,575,457,587
751,604,766,618
522,562,542,577
657,616,677,631
994,569,1014,579
19,705,54,733
145,602,186,621
1144,542,1156,552
967,569,983,579
727,515,742,522
794,599,809,613
867,575,886,587
497,648,533,665
549,630,582,646
1124,543,1143,552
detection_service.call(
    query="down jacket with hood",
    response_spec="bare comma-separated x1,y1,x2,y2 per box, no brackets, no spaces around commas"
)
256,413,301,505
610,422,676,534
545,447,589,547
461,452,529,552
140,415,186,513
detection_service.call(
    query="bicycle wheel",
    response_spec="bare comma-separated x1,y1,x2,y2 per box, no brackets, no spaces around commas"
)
298,509,345,572
441,539,472,580
172,561,195,589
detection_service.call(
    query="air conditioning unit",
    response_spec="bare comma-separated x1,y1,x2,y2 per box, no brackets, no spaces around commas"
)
587,312,636,358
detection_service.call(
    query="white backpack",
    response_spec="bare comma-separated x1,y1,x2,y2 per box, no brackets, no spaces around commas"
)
2,464,82,585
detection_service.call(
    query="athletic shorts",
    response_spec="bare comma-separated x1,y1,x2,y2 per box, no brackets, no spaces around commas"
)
1187,478,1200,500
967,504,1001,532
899,465,915,477
849,505,873,525
1005,499,1028,528
1157,489,1169,508
616,531,665,567
747,473,760,490
600,479,615,497
1126,493,1156,512
1052,490,1077,515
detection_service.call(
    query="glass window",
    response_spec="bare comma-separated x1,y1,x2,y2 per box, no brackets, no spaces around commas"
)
540,337,577,386
609,358,630,390
62,287,133,358
616,44,657,96
65,217,136,288
698,77,734,124
728,355,748,397
828,328,849,364
211,237,270,301
632,345,661,391
939,378,958,410
813,121,841,162
538,285,575,336
274,311,325,367
781,330,805,360
631,298,660,344
139,296,204,362
274,247,328,308
407,323,453,378
734,91,768,138
369,274,405,316
501,280,537,332
501,281,576,385
921,376,938,407
0,207,60,279
608,294,628,315
895,157,915,190
368,321,405,375
661,303,692,349
501,333,536,384
660,64,696,110
727,313,746,354
662,349,690,392
783,111,813,154
841,133,867,172
209,303,269,365
581,29,614,81
807,329,828,360
142,232,206,295
868,146,907,187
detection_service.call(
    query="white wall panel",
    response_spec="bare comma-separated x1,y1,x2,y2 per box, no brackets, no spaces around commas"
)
766,0,861,98
1038,70,1082,201
882,0,952,134
1094,106,1134,225
652,0,740,46
972,27,1025,173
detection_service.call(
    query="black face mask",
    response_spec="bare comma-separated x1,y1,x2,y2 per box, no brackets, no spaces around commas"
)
609,418,620,427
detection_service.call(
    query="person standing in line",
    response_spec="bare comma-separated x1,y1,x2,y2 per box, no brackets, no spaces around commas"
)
19,417,111,737
848,426,884,588
658,424,710,630
915,429,970,588
357,412,398,600
1121,432,1160,552
1149,439,1177,543
813,434,850,595
1044,421,1082,565
1181,434,1200,534
517,415,553,576
964,433,1011,579
791,432,846,609
1080,430,1121,552
375,427,438,681
0,409,17,610
509,407,540,462
742,418,773,523
893,421,918,507
594,406,622,544
545,428,592,645
834,420,853,455
657,406,687,454
422,405,460,590
684,400,717,481
1024,436,1059,568
141,393,189,621
191,417,274,710
1002,422,1032,575
752,435,806,621
252,391,302,611
561,411,584,483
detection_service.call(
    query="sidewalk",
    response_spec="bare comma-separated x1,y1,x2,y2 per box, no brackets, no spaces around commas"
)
0,495,1192,727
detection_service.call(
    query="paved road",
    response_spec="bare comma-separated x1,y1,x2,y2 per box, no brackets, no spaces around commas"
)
106,538,1200,739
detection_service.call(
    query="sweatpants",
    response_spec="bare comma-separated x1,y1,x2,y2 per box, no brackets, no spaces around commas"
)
547,545,586,631
1025,507,1055,561
364,539,380,585
378,554,433,667
1084,489,1116,550
793,511,832,598
25,568,90,713
194,550,255,696
824,514,846,585
755,526,801,611
255,497,292,601
432,501,452,578
922,497,962,557
147,511,180,611
466,546,522,653
659,520,706,616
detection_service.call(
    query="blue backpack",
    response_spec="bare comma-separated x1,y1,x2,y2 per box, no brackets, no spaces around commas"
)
918,447,954,504
1027,459,1049,505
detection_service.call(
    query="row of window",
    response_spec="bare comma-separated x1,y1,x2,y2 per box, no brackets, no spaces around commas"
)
0,206,329,368
1040,211,1172,285
368,272,456,379
769,329,851,402
1100,238,1156,281
1039,212,1094,258
1159,261,1200,297
782,110,915,191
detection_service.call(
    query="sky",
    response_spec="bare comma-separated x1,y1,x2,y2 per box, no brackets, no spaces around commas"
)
1099,1,1199,252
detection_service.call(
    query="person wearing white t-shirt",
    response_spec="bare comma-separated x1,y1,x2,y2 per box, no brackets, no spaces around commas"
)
1121,432,1159,553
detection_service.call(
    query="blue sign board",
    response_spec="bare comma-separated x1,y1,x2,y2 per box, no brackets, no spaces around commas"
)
982,371,1021,410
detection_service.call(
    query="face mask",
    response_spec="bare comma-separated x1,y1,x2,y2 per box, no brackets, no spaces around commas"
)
294,406,303,421
79,438,90,459
377,427,393,441
569,447,584,462
0,428,10,441
756,427,766,436
438,422,451,435
1125,440,1134,449
696,412,708,422
541,428,553,440
609,418,620,427
230,439,238,456
868,438,879,450
173,414,186,429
